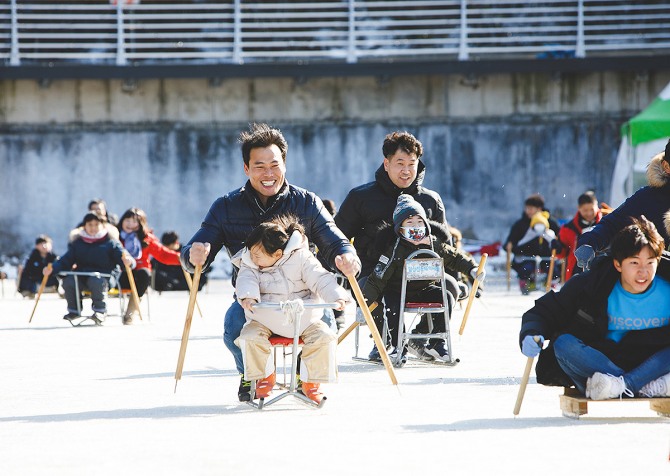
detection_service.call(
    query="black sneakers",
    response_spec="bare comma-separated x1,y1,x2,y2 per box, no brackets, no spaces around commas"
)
425,341,451,362
368,345,382,362
91,312,106,325
238,375,252,402
63,312,79,321
407,340,435,361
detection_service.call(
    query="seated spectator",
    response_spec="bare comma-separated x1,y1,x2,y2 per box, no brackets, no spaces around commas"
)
87,198,118,226
505,193,561,294
555,191,604,281
117,208,181,325
519,216,670,399
322,199,337,218
152,231,209,292
44,213,134,324
18,235,59,298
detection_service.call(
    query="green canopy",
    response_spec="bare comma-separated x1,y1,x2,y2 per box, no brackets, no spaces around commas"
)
622,83,670,146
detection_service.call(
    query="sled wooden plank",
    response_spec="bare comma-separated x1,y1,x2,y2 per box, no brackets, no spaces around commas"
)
559,387,670,419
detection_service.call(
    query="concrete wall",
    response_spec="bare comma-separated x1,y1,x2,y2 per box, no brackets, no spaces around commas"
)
1,70,669,258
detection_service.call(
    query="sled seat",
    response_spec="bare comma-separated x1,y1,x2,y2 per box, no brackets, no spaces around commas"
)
559,387,670,419
269,335,305,390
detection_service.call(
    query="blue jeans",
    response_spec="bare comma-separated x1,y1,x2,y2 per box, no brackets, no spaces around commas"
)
224,301,246,374
223,298,338,375
553,333,670,394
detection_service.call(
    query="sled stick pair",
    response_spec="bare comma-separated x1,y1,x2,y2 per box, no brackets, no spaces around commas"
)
182,269,204,318
124,256,143,321
28,263,52,323
174,264,202,392
544,249,557,292
458,253,488,336
337,301,378,345
347,275,398,385
513,336,541,415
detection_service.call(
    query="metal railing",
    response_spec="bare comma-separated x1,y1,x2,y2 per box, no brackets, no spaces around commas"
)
2,1,670,67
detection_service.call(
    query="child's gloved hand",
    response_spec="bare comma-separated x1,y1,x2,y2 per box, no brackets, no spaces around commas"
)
521,335,544,358
334,299,347,311
574,245,595,270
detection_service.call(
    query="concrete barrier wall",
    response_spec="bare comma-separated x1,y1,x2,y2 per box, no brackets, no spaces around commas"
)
1,71,668,258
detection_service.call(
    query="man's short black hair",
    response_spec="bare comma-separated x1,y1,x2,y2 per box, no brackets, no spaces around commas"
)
524,193,544,209
577,191,597,206
35,234,51,245
161,230,180,247
239,123,288,166
382,131,423,160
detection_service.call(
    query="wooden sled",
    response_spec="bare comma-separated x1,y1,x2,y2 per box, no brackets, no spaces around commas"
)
559,387,670,419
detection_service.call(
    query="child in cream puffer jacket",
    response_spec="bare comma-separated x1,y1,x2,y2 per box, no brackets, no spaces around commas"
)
233,214,349,403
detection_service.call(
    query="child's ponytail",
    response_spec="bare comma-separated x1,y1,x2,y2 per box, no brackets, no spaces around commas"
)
246,214,305,254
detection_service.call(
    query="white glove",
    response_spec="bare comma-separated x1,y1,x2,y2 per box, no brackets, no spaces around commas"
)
470,267,486,282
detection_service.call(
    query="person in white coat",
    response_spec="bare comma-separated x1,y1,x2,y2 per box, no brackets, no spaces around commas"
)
233,214,349,404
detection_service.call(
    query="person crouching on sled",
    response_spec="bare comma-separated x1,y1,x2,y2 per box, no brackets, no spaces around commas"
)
519,215,670,400
362,194,485,364
233,214,349,404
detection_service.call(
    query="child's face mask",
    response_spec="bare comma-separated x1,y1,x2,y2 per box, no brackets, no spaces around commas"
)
400,226,426,241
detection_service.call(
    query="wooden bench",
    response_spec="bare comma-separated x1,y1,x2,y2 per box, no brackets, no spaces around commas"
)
560,387,670,419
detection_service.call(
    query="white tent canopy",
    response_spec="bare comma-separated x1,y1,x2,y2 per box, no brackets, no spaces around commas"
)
610,83,670,206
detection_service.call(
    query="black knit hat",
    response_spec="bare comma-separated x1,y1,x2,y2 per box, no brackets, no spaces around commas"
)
393,194,430,235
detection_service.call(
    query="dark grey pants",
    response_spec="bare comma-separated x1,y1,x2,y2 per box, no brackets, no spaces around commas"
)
62,274,109,314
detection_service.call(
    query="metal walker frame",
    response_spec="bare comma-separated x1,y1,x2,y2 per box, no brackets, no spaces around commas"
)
246,300,339,410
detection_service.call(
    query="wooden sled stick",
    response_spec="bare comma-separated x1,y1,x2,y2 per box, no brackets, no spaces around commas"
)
28,263,52,323
337,301,377,345
347,275,398,385
513,336,541,415
182,269,204,318
545,249,557,292
174,264,202,392
458,253,488,335
124,259,143,321
505,243,512,291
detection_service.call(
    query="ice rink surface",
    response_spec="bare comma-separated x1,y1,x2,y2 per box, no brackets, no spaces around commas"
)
1,275,668,475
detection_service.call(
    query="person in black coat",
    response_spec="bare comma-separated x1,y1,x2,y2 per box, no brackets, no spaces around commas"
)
335,131,451,359
18,235,58,298
575,141,670,270
519,216,670,400
504,193,561,294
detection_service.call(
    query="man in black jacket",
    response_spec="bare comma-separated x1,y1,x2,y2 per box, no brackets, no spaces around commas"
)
181,123,360,402
335,131,453,361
